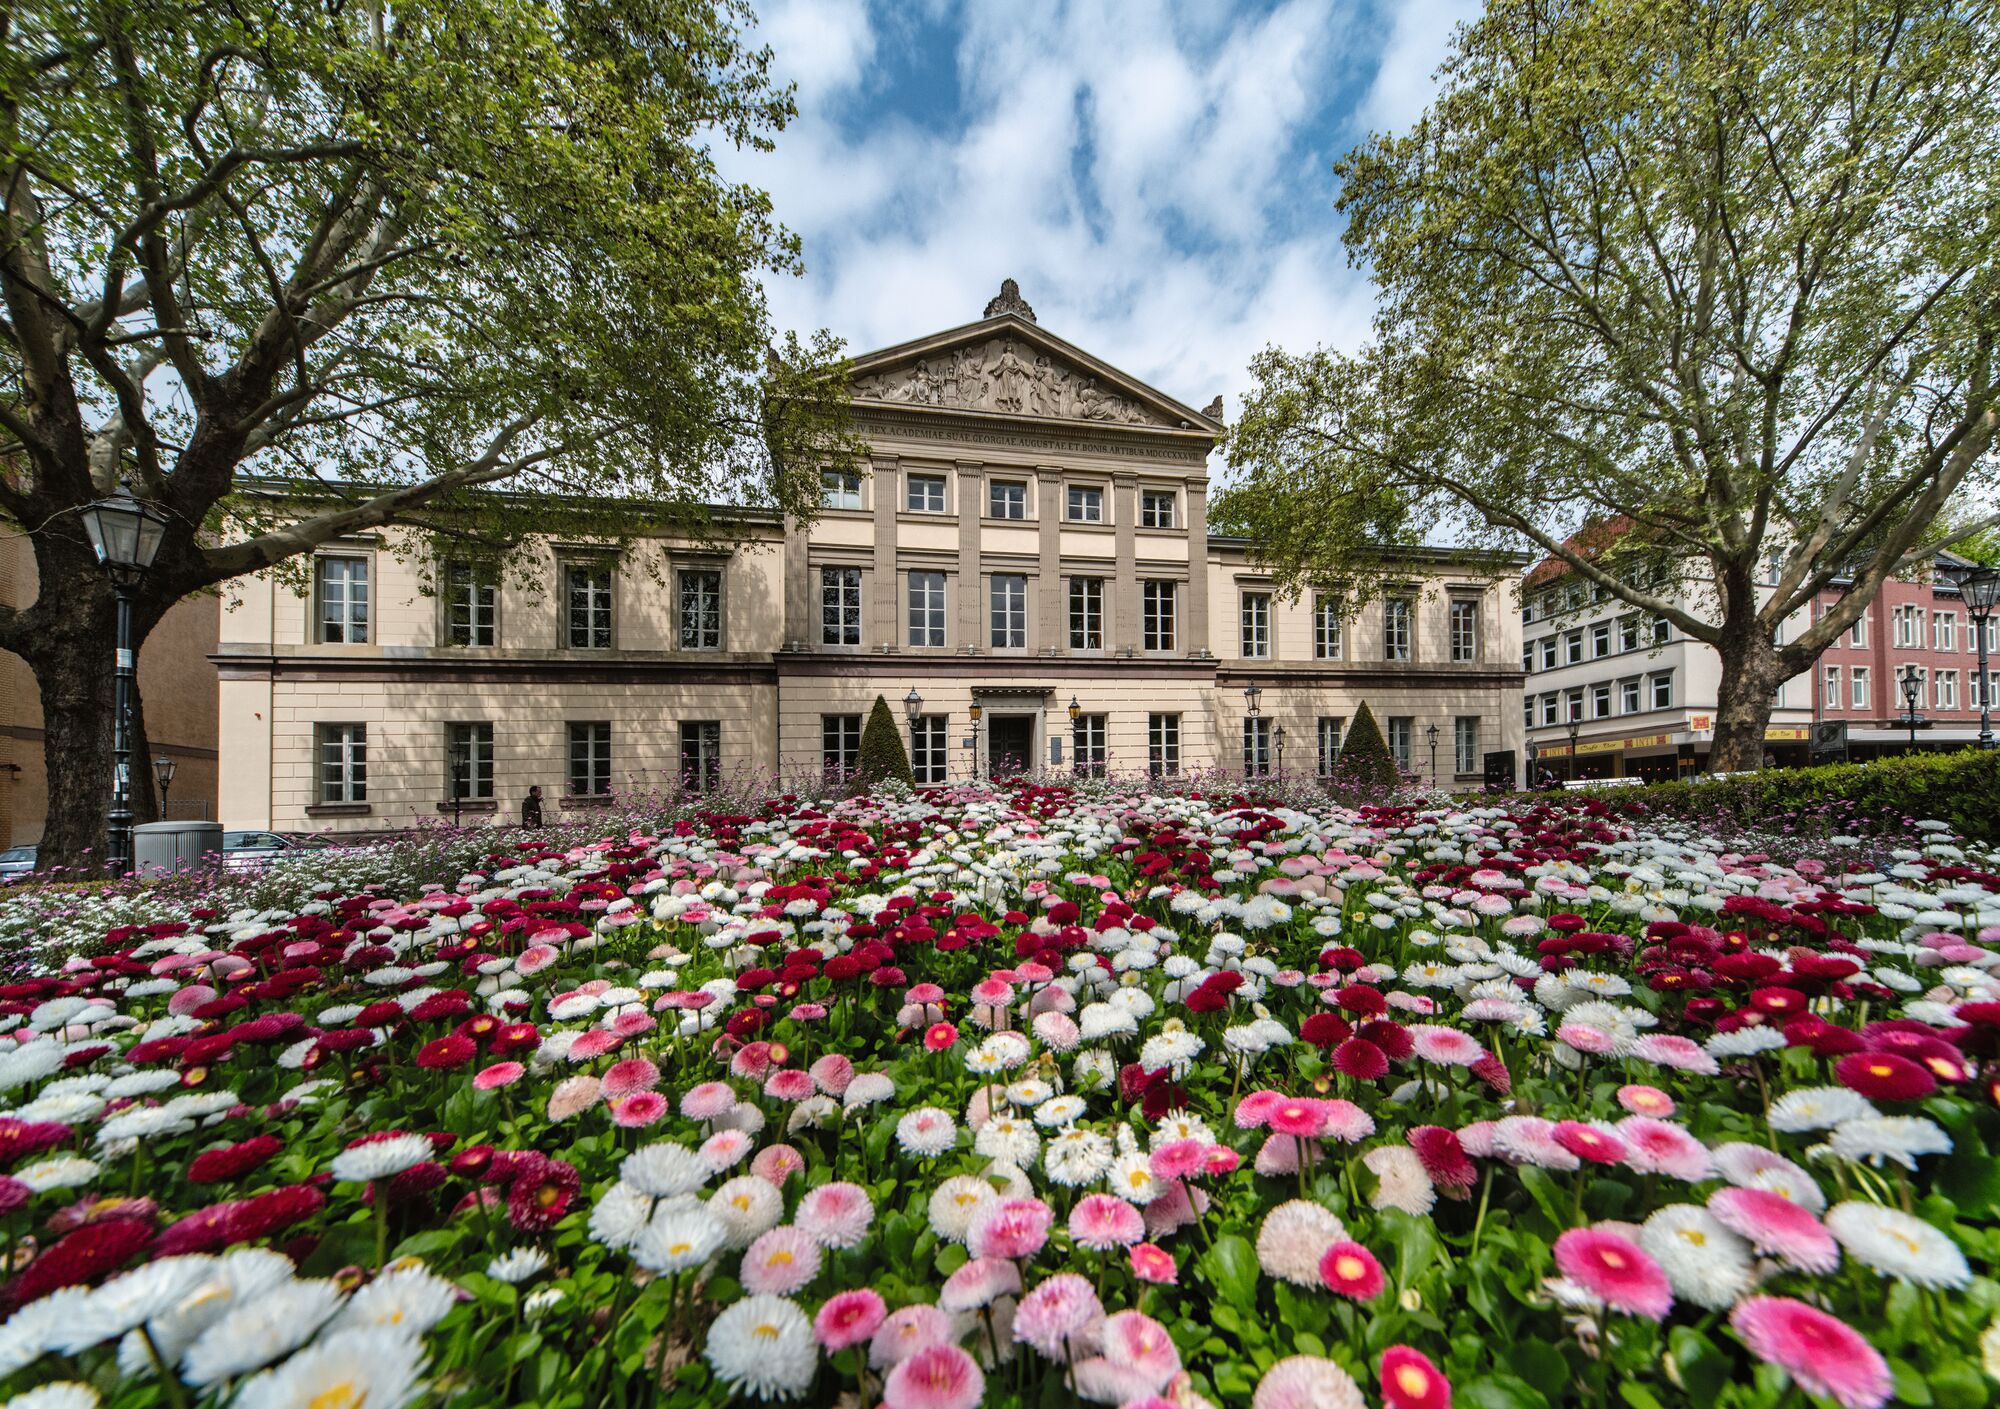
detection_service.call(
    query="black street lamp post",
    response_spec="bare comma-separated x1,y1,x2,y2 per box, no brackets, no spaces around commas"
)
968,702,983,780
1426,722,1440,786
79,490,169,875
1566,705,1582,782
450,752,467,830
1275,724,1285,780
1900,665,1924,753
153,755,176,820
1956,566,2000,750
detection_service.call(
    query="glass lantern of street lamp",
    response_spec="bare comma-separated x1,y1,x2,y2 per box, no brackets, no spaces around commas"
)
1901,665,1923,712
79,490,170,580
903,687,923,724
968,702,982,723
1243,684,1262,715
1067,694,1081,722
1962,565,2000,616
153,754,176,796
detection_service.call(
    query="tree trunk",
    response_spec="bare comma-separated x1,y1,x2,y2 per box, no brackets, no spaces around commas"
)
1708,610,1786,774
8,554,165,877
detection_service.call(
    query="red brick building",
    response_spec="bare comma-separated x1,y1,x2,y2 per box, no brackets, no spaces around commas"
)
1810,551,1997,751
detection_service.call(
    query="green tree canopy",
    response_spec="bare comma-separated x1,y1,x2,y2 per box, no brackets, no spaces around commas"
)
1220,0,2000,770
855,695,913,790
1338,701,1397,790
0,0,858,866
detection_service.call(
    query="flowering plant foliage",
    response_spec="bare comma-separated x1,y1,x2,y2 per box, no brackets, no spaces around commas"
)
0,782,1997,1409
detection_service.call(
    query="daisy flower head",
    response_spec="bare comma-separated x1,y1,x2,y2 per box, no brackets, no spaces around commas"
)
230,1327,423,1409
741,1225,822,1296
796,1181,874,1249
1707,1187,1840,1273
1827,1114,1951,1170
1615,1084,1675,1117
883,1342,984,1409
1128,1241,1177,1284
1824,1202,1971,1289
1614,1118,1712,1182
1768,1086,1878,1133
1013,1273,1102,1361
1069,1193,1144,1250
1640,1204,1755,1311
1256,1200,1344,1286
939,1256,1022,1313
1379,1345,1451,1409
1254,1356,1366,1409
1730,1297,1890,1409
813,1288,887,1352
869,1304,955,1372
926,1175,995,1244
329,1133,433,1184
968,1196,1053,1261
1553,1227,1673,1320
704,1294,818,1401
633,1205,727,1274
1318,1241,1386,1301
622,1143,709,1199
709,1174,784,1250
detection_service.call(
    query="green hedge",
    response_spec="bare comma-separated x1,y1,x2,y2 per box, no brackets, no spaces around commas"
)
1578,748,2000,843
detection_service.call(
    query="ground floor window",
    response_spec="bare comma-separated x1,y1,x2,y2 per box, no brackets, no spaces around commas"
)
680,721,721,793
1242,717,1273,777
1072,714,1107,776
821,715,862,782
910,715,948,785
1387,717,1413,774
316,724,367,803
447,722,494,800
1454,716,1478,775
1148,713,1180,776
568,722,611,796
1316,717,1343,776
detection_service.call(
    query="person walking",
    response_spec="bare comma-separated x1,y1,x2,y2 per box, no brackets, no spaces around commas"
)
521,785,544,827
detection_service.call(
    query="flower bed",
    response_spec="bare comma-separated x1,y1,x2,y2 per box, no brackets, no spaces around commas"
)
0,784,1996,1409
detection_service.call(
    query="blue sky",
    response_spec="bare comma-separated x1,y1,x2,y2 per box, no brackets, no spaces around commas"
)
723,0,1481,421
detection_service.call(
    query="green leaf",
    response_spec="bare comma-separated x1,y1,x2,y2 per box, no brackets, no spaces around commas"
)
1381,1208,1440,1291
1617,1384,1664,1409
1667,1327,1730,1404
1198,1234,1261,1311
1455,1374,1551,1409
1889,1359,1934,1407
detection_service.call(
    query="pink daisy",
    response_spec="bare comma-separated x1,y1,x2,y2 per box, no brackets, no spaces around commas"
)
741,1224,821,1295
1013,1273,1103,1361
1552,1121,1629,1165
969,1196,1054,1261
610,1091,668,1128
1380,1345,1450,1409
751,1143,804,1187
1233,1090,1286,1129
809,1054,854,1096
567,1028,621,1061
1557,1023,1619,1056
1730,1297,1890,1409
516,945,560,975
869,1304,955,1371
1129,1242,1177,1285
940,1255,1023,1312
680,1081,738,1122
601,1057,660,1099
1254,1133,1316,1176
1708,1188,1840,1273
1553,1227,1673,1320
1318,1240,1386,1301
797,1181,874,1249
1629,1034,1721,1076
1616,1084,1676,1117
1148,1139,1208,1181
1069,1194,1145,1250
764,1068,816,1102
1614,1117,1712,1181
1318,1099,1376,1143
814,1288,886,1351
473,1061,524,1090
698,1129,753,1172
1409,1025,1485,1067
883,1342,984,1409
1096,1310,1180,1388
1266,1098,1328,1138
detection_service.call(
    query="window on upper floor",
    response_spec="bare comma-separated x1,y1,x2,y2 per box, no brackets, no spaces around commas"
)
1621,677,1640,714
1523,642,1535,673
1935,610,1958,652
443,562,496,647
1619,615,1639,652
821,470,862,510
906,474,947,513
315,556,370,644
1566,687,1584,722
991,574,1026,649
1650,671,1674,710
1540,637,1558,670
1565,630,1583,665
1140,489,1176,529
1852,665,1870,710
1651,617,1671,646
1241,592,1272,659
988,480,1027,519
908,571,946,648
1937,669,1959,709
1590,621,1610,658
1315,595,1345,660
564,564,613,649
1592,682,1612,718
820,566,862,646
1540,692,1559,726
1384,597,1413,662
1893,604,1924,648
1824,665,1841,710
1142,580,1176,652
1450,598,1479,662
677,569,721,650
1066,485,1104,523
1850,612,1868,647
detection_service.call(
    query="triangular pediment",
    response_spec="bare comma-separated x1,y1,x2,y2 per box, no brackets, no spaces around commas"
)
847,308,1221,435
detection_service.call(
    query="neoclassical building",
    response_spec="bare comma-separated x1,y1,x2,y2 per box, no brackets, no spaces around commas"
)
215,283,1527,831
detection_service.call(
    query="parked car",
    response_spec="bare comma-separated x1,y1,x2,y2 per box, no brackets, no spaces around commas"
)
221,830,333,867
0,845,37,882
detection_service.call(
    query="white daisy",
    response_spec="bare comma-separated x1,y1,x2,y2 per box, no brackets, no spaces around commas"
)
633,1205,726,1274
486,1248,550,1284
621,1143,709,1199
329,1265,458,1336
328,1135,434,1183
703,1295,817,1401
1639,1204,1755,1311
180,1278,345,1385
1825,1202,1972,1289
231,1326,424,1409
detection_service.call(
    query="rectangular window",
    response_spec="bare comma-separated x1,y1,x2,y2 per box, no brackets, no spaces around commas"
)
1450,599,1479,662
906,474,946,513
1937,669,1959,709
1894,605,1923,648
1592,682,1612,718
1068,577,1104,650
565,564,613,649
1650,671,1674,710
1523,642,1535,673
1147,713,1181,777
1241,592,1272,658
1824,664,1841,710
1314,596,1345,659
1851,612,1868,647
1566,687,1584,723
1385,598,1413,661
1387,717,1413,773
820,567,862,646
1316,716,1344,776
988,480,1027,519
1540,692,1559,726
1619,616,1639,652
447,722,494,801
679,721,721,794
908,571,947,647
316,724,367,804
1621,677,1640,714
1242,717,1273,778
677,569,721,650
910,716,948,786
1935,611,1958,652
1540,637,1558,670
1072,714,1107,777
1454,716,1478,775
443,562,495,647
820,714,862,782
1066,485,1104,523
990,574,1027,649
1140,489,1176,528
1565,630,1584,665
1651,617,1671,646
1590,621,1610,658
315,556,370,644
1523,697,1535,731
821,470,862,510
568,721,611,797
1852,665,1869,710
1142,581,1177,652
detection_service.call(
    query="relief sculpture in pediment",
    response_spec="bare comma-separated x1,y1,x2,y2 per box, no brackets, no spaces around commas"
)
853,338,1158,426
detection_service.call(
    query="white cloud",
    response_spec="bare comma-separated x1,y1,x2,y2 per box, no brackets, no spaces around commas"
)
726,0,1435,433
1355,0,1480,135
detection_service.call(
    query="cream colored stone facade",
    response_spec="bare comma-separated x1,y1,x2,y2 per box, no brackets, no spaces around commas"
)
216,289,1527,831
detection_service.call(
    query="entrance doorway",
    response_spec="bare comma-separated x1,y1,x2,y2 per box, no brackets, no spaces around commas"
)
988,715,1034,776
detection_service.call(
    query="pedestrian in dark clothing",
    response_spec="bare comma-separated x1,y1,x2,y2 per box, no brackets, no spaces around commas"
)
522,785,544,827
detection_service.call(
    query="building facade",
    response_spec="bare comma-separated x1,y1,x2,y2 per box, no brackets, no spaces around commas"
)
215,284,1528,832
1520,558,1814,781
1809,552,1998,751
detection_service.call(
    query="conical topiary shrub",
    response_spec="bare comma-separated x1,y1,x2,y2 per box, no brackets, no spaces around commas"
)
855,694,915,790
1340,700,1398,789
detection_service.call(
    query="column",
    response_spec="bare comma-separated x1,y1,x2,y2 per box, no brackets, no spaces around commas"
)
1185,474,1211,657
1112,471,1138,652
872,456,898,649
956,462,983,650
1036,466,1063,652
